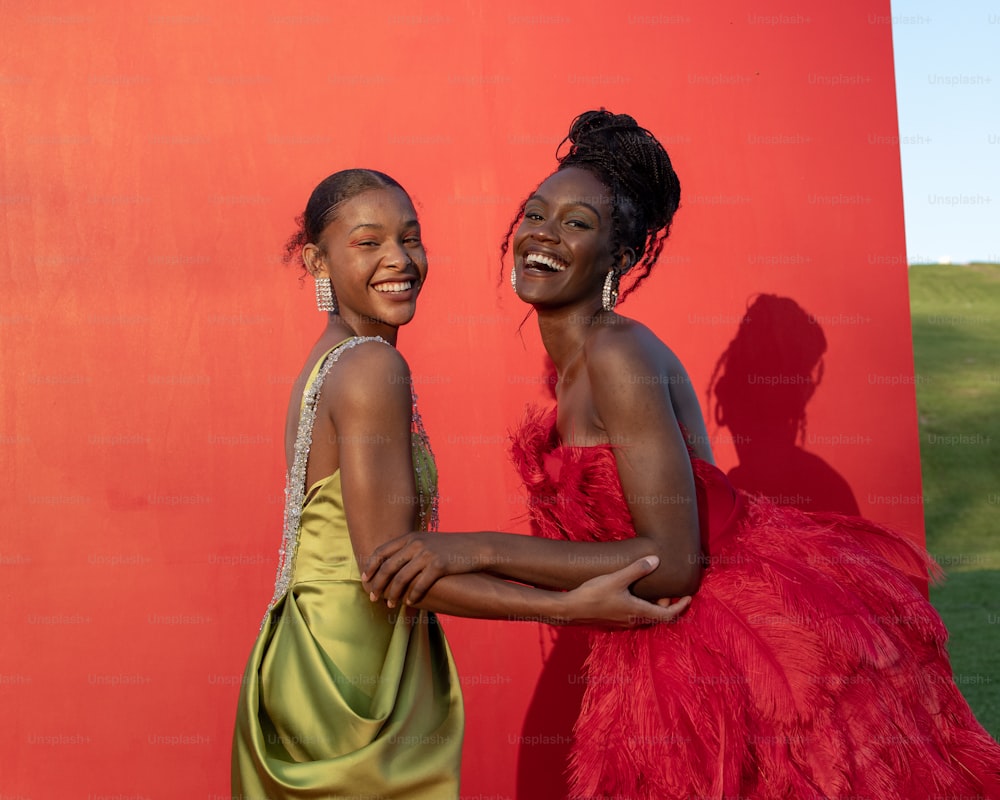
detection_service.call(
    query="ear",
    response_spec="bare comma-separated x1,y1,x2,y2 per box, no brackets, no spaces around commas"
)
616,247,637,273
302,243,330,279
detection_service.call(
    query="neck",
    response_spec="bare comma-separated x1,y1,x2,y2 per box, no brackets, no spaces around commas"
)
323,313,399,347
535,299,607,374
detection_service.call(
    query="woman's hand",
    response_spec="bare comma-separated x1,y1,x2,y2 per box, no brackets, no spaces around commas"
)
561,556,692,627
362,532,491,607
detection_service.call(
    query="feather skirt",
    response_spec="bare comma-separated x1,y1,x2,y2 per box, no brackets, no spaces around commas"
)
511,407,1000,800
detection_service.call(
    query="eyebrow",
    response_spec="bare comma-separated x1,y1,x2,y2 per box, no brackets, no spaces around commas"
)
526,194,603,222
348,223,383,234
348,220,420,235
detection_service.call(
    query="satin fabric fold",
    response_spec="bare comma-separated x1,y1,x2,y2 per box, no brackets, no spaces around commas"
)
233,578,463,799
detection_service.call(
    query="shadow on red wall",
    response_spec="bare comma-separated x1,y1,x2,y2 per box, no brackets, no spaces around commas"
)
516,627,589,799
709,293,860,516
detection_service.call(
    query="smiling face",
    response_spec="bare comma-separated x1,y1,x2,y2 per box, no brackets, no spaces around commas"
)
305,186,428,335
512,167,623,311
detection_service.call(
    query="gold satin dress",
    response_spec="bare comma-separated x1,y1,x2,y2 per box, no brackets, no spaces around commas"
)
232,337,464,799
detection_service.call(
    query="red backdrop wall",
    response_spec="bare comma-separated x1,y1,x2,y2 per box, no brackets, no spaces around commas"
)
1,2,920,797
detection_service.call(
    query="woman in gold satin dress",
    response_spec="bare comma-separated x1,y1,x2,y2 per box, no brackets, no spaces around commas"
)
230,169,689,800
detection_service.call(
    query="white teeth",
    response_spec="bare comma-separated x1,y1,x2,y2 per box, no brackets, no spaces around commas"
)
373,281,414,293
524,253,567,271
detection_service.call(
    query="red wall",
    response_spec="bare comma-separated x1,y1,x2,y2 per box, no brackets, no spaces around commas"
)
0,2,919,797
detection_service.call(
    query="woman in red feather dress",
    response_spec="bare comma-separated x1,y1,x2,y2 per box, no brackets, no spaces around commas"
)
363,110,1000,799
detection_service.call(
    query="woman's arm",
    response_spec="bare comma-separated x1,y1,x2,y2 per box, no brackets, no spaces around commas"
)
582,327,704,600
363,530,661,598
362,331,703,605
327,342,687,625
410,555,690,626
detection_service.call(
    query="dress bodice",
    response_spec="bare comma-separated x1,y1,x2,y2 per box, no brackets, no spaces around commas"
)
294,430,437,584
293,471,356,582
510,406,742,551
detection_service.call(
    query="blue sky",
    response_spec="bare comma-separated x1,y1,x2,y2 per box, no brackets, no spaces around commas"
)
891,0,999,263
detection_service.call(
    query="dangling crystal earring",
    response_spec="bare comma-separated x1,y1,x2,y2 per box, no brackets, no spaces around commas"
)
510,265,518,293
601,270,619,312
315,277,337,313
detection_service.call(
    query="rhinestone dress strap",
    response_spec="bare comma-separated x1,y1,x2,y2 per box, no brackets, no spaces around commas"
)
410,385,439,534
263,335,438,621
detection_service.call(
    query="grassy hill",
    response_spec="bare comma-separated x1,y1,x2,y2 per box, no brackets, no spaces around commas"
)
909,262,1000,737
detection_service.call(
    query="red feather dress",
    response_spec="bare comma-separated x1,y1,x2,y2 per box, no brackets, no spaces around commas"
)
511,407,1000,800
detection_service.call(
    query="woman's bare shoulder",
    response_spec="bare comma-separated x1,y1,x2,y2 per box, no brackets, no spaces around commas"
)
320,338,411,416
585,317,687,380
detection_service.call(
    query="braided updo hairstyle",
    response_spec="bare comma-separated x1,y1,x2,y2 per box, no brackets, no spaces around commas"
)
283,169,405,269
501,109,681,303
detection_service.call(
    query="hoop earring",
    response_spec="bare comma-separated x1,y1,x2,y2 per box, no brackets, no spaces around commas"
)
510,265,518,293
601,270,619,312
315,277,337,313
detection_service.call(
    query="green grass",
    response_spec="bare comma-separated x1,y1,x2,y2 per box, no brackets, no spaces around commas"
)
909,262,1000,737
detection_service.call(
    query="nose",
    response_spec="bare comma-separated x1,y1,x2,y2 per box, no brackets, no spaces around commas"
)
530,217,559,243
383,238,415,269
